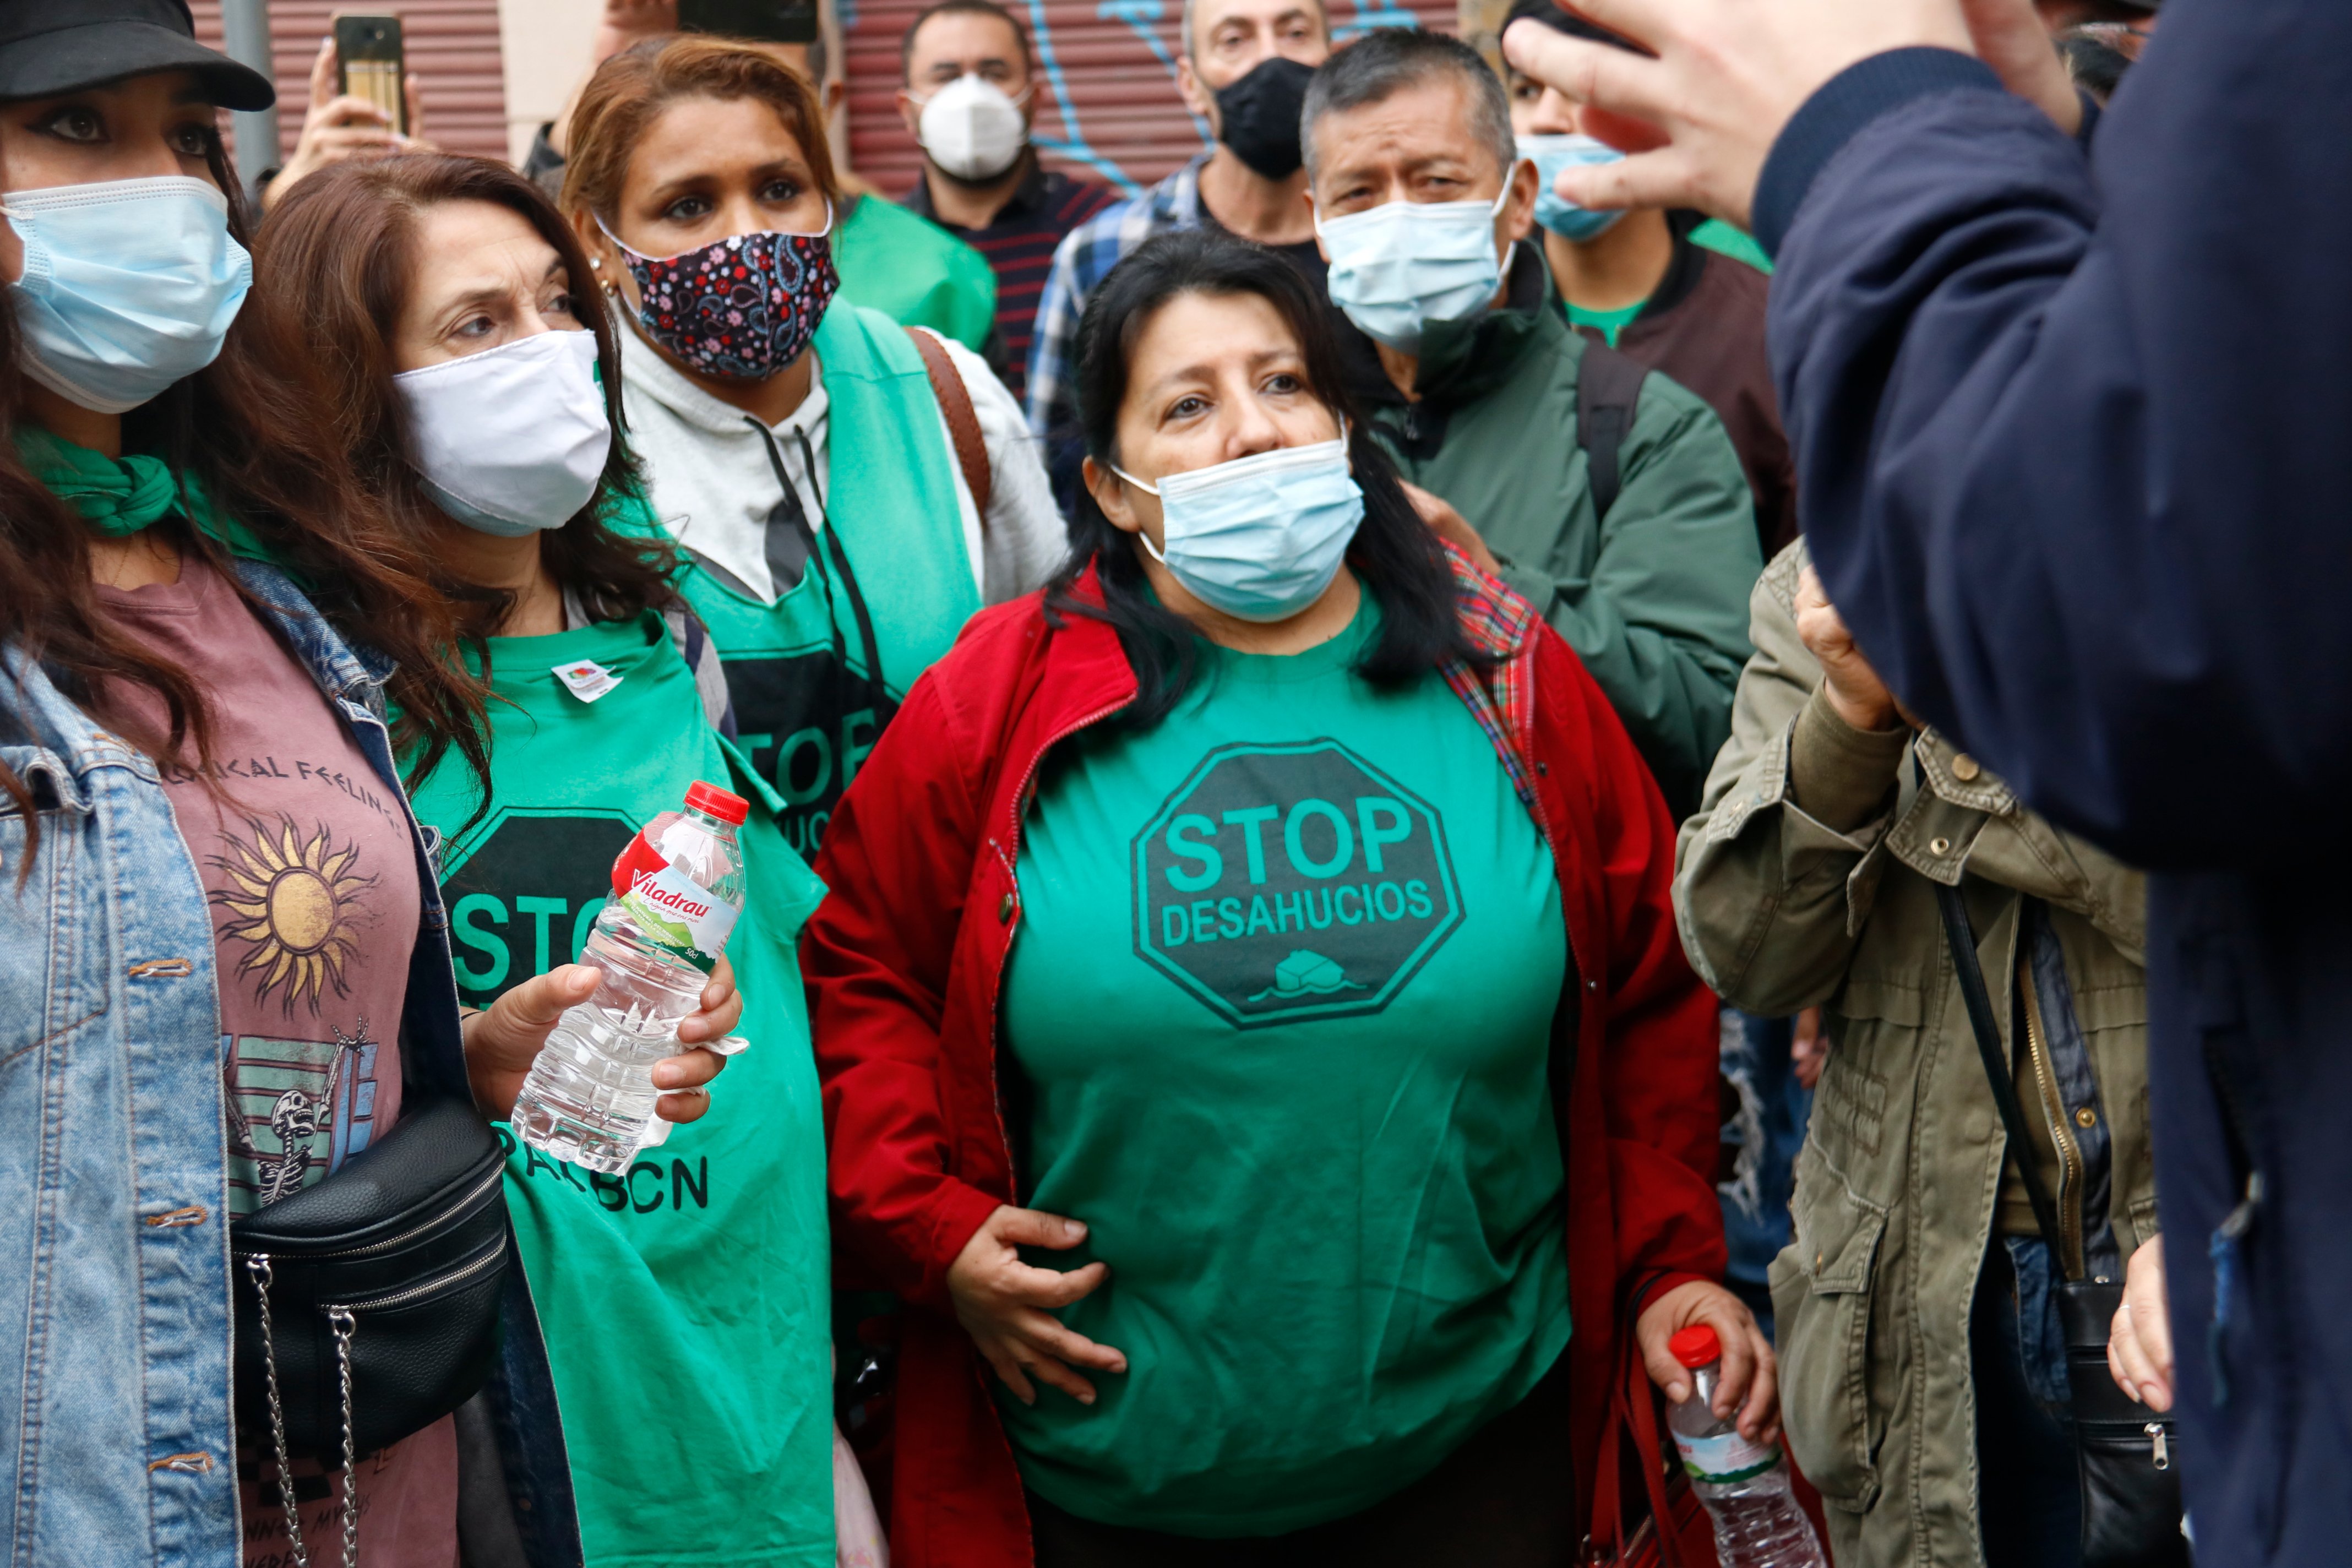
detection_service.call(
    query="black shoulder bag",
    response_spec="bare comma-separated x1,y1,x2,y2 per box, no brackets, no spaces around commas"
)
231,1096,511,1567
1935,884,2187,1568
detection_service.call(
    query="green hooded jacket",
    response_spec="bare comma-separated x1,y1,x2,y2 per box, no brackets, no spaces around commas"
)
1346,244,1760,815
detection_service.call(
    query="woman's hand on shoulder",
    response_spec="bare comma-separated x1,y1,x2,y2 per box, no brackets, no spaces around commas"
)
460,955,741,1123
1636,1278,1781,1444
948,1205,1129,1407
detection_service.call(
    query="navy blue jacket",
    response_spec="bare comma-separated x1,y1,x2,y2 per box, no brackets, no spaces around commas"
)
1756,4,2352,1561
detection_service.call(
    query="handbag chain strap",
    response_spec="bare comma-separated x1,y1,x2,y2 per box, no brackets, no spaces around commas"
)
246,1254,312,1568
330,1307,361,1568
242,1254,362,1568
1932,883,2068,1256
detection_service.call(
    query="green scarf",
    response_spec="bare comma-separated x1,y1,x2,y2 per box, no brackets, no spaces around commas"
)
19,424,282,567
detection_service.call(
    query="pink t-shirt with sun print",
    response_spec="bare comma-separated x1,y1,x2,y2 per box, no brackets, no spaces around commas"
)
100,554,456,1568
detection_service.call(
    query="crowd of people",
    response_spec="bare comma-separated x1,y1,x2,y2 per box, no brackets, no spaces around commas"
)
6,0,2256,1566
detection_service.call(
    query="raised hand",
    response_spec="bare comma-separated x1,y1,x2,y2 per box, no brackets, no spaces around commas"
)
1499,0,1974,228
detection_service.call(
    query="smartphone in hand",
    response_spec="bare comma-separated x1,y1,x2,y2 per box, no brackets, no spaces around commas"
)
332,13,405,135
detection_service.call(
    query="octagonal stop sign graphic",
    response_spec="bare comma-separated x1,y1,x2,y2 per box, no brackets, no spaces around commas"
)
441,807,638,1006
1132,739,1462,1029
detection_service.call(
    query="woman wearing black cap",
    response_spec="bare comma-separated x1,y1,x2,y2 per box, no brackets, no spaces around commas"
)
0,5,738,1565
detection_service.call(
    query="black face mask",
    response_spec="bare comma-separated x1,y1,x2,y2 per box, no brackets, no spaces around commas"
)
1212,56,1316,179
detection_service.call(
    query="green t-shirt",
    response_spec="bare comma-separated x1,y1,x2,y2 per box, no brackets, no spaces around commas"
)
1565,296,1649,348
1689,218,1773,274
831,191,997,353
663,302,983,863
997,594,1572,1536
407,612,833,1568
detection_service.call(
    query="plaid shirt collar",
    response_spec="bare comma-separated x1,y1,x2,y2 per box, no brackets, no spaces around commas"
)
1151,150,1211,227
1437,548,1542,812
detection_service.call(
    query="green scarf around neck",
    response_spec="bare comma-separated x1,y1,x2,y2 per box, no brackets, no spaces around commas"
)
17,424,282,568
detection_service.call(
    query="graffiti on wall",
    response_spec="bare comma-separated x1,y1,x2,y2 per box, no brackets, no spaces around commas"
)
843,0,1449,199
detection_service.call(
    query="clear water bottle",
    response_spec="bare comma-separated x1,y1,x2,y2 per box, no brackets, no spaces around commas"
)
510,781,748,1173
1665,1325,1827,1568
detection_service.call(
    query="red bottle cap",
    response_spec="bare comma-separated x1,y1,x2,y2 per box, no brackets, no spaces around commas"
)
684,780,748,825
1668,1325,1722,1369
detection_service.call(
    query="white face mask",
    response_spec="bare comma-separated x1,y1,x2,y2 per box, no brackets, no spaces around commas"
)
394,330,612,537
915,74,1031,182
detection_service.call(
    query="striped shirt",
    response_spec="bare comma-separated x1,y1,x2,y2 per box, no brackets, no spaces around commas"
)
905,157,1118,406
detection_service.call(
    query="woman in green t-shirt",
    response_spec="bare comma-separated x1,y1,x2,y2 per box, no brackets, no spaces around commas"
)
806,229,1775,1565
258,153,845,1568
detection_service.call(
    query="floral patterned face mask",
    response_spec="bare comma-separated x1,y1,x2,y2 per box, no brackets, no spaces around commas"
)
600,206,839,380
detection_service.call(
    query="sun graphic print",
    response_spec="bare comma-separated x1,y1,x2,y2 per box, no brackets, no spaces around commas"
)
209,815,379,1012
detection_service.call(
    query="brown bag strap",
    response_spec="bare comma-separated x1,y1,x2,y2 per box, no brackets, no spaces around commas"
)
906,326,993,522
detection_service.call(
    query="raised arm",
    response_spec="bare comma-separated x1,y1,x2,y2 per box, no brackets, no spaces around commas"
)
1507,0,2352,868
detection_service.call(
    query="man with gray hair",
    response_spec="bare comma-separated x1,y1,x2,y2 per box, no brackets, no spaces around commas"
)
1304,26,1761,816
1024,0,1334,504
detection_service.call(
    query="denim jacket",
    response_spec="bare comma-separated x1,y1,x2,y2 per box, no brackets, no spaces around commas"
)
0,562,575,1568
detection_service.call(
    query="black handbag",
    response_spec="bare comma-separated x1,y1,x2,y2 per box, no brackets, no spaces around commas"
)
1935,884,2188,1568
231,1096,511,1565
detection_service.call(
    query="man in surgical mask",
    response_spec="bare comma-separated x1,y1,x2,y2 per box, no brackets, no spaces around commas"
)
1503,0,1792,559
1302,27,1760,819
1025,0,1333,507
897,0,1115,405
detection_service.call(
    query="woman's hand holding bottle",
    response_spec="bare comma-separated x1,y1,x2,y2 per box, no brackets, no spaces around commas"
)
461,957,740,1123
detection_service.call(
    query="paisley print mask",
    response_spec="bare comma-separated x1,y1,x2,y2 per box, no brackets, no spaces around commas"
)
601,208,839,380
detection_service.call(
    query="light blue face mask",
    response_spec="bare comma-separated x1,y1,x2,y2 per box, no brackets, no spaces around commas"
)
1518,133,1629,242
3,175,252,415
1316,182,1514,353
1114,435,1365,623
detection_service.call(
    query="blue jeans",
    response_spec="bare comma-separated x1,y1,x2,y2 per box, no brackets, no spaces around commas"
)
1974,1237,2082,1568
1719,1010,1814,1338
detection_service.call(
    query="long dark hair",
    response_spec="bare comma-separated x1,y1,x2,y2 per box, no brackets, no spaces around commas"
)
1046,228,1480,727
0,119,491,868
252,153,678,654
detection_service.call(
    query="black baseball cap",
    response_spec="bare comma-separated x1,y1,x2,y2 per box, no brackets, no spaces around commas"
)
0,0,275,110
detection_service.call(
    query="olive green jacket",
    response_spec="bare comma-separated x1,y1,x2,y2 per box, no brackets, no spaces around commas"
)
1355,246,1760,816
1673,543,2154,1568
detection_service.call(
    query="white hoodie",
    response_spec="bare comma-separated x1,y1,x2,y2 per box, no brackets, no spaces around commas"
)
618,317,1065,607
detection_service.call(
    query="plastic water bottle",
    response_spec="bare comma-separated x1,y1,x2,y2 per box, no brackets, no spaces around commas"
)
510,781,748,1173
1665,1325,1827,1568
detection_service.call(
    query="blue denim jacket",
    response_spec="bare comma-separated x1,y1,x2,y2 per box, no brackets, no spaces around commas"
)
0,562,573,1567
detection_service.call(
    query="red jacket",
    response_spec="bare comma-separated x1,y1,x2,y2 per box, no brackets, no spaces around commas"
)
805,557,1725,1567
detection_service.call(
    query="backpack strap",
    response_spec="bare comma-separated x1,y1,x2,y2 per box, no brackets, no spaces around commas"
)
1575,340,1650,522
907,326,994,522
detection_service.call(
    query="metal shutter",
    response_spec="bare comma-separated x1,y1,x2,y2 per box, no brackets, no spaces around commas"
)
842,0,1455,202
190,1,511,165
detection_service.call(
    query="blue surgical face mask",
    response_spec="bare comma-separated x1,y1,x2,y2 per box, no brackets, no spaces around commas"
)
1518,133,1628,242
1113,435,1365,623
1316,182,1514,353
3,176,252,415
